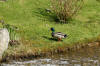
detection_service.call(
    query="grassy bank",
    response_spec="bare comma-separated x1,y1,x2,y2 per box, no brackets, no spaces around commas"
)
0,0,100,61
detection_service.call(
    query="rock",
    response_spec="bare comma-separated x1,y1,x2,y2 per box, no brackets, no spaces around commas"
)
0,28,10,61
45,9,51,13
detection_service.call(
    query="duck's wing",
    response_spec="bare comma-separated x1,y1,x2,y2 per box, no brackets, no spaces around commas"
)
55,32,65,35
56,32,67,38
55,32,62,34
53,32,64,38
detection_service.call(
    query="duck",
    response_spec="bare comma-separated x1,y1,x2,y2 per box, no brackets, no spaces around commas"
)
50,27,67,41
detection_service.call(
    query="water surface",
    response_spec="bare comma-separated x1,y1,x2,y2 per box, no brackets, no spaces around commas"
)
1,46,100,66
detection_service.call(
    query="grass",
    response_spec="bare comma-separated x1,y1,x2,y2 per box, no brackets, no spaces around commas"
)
0,0,100,60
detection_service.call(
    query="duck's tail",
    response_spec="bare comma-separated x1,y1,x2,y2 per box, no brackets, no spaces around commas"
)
64,34,67,38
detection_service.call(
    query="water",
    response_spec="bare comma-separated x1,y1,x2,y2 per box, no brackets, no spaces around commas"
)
1,46,100,66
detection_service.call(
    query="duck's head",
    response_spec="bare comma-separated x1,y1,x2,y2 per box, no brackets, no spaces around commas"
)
50,27,55,32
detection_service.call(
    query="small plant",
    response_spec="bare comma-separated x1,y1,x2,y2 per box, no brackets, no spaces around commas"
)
51,0,84,23
4,24,19,40
0,20,20,46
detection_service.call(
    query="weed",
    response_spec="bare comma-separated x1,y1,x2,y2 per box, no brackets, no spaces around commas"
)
51,0,84,23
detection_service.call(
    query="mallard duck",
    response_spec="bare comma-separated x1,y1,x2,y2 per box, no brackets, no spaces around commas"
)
50,28,67,41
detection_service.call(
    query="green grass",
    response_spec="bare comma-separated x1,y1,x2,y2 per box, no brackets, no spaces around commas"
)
0,0,100,60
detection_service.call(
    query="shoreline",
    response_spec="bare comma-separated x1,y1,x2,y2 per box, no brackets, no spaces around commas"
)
1,35,100,63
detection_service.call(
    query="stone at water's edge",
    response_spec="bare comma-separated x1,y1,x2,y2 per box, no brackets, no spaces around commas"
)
0,28,10,61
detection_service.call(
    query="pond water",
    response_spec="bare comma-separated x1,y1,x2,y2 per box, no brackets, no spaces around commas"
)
1,46,100,66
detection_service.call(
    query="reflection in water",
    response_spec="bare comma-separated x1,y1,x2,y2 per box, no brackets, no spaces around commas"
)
1,46,100,66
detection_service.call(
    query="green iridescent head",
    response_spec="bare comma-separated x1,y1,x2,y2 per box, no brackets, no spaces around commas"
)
50,27,55,32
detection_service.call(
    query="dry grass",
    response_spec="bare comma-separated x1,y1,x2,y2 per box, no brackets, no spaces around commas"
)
51,0,84,23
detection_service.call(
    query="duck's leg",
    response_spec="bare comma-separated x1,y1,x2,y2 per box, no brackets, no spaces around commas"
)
58,38,61,41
